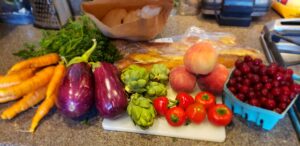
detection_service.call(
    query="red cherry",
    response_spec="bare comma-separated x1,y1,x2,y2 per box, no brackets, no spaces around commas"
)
264,83,272,90
244,55,253,62
236,93,246,101
233,69,242,77
271,88,281,96
248,98,261,107
286,69,294,75
261,75,269,83
248,91,256,99
260,97,268,103
253,58,262,65
259,66,267,75
240,85,249,94
254,83,263,91
271,80,280,87
274,72,284,81
278,102,288,111
235,59,244,68
239,63,251,74
261,88,268,96
274,108,283,114
278,95,289,103
228,78,237,86
243,78,251,86
229,87,236,93
264,98,276,110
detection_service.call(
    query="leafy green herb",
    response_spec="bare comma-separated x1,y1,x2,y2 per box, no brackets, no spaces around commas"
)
14,16,122,63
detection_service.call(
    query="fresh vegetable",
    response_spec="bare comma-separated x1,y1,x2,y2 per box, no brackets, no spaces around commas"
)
127,93,156,129
0,66,55,103
207,104,233,126
1,87,47,120
165,106,186,127
29,64,66,132
56,62,94,118
46,64,66,98
183,42,218,75
169,66,196,93
186,103,206,124
56,40,96,118
176,92,194,110
145,81,167,98
93,62,128,119
195,91,216,109
149,64,169,84
0,68,36,88
153,96,169,116
121,65,149,93
29,92,56,132
7,53,59,75
227,56,300,113
14,16,122,63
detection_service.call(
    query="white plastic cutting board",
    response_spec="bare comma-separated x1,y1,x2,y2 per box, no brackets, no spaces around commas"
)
102,85,226,142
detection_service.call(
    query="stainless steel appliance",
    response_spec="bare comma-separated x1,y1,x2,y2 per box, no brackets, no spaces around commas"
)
261,19,300,140
201,0,272,26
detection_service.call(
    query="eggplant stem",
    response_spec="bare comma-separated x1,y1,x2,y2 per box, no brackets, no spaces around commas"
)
67,39,97,66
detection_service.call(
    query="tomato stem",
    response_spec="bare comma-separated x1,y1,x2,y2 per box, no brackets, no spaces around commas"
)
202,94,209,100
171,114,179,123
216,108,227,115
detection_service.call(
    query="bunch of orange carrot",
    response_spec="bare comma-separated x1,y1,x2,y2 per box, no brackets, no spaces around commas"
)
0,53,66,133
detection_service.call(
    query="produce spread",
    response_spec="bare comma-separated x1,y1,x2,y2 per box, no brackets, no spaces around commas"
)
1,0,300,143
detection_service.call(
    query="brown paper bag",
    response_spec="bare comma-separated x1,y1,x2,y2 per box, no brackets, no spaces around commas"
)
81,0,173,41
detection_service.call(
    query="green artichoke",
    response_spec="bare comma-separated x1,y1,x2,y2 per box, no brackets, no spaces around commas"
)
145,81,167,98
149,64,169,84
127,93,156,129
121,65,149,93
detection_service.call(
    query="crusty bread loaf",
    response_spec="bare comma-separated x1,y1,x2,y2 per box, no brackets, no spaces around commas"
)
123,9,141,24
101,8,128,27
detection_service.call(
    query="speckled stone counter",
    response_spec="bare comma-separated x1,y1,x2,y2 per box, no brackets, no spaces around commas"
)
0,10,299,146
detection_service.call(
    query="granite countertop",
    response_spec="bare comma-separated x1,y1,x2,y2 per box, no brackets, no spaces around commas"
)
0,10,299,146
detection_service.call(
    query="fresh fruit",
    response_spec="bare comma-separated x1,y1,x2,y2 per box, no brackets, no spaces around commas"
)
176,92,195,110
165,107,186,127
197,64,229,95
207,104,233,126
183,42,218,75
227,56,300,113
169,66,196,93
186,103,206,124
195,91,216,109
153,96,169,116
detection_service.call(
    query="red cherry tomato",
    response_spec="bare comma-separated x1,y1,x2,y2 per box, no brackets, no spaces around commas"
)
176,92,194,110
208,104,233,126
186,103,206,124
165,107,186,127
195,91,216,109
153,96,169,116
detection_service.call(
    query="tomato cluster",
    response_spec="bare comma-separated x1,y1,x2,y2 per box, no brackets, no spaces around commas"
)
153,91,233,127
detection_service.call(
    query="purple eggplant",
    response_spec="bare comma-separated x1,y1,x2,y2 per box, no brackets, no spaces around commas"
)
56,62,94,118
94,62,128,119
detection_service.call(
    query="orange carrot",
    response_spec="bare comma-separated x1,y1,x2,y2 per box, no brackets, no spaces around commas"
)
0,68,36,88
1,86,46,120
0,66,55,103
29,92,56,133
7,53,59,74
46,64,66,98
29,64,66,132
